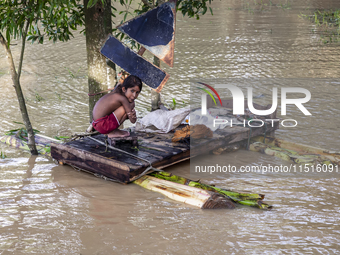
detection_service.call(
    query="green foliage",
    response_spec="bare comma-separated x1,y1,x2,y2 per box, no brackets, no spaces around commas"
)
0,151,7,159
87,0,106,8
5,122,40,141
177,0,213,20
172,98,177,107
0,0,85,46
55,92,62,101
64,66,82,78
34,91,44,102
39,145,51,155
54,136,71,142
1,0,214,49
301,9,340,44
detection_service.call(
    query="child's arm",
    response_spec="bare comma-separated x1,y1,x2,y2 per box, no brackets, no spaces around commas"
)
119,96,137,123
127,109,137,124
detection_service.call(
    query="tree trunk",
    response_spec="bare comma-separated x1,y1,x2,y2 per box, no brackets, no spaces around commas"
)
84,0,116,122
0,33,38,155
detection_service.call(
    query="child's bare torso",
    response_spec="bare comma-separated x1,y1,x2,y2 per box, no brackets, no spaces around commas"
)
92,92,134,121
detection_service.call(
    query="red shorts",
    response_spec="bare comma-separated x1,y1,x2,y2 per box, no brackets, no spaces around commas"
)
92,113,120,134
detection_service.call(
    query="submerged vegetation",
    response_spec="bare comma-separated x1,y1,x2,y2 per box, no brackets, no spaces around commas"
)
301,9,340,44
65,66,82,78
54,136,71,142
34,91,45,102
5,122,40,141
55,92,62,101
0,151,6,159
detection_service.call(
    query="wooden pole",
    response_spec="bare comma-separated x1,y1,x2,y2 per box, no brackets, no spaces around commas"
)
151,56,162,111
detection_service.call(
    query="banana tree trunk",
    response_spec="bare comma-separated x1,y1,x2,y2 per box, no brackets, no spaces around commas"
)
250,136,339,165
134,175,236,209
148,171,272,210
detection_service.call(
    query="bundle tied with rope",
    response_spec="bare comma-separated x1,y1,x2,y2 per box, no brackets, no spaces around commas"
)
172,124,213,143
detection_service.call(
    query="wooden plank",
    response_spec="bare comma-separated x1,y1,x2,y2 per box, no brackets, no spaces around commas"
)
68,135,154,167
100,35,169,92
51,142,134,183
50,133,193,183
49,110,279,183
75,134,187,166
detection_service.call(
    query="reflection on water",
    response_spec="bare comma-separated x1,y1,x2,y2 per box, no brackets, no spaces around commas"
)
0,0,340,253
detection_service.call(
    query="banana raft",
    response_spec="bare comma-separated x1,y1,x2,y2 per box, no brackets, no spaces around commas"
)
250,136,340,166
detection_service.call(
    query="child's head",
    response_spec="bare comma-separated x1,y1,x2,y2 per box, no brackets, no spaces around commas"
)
117,75,142,102
122,75,142,92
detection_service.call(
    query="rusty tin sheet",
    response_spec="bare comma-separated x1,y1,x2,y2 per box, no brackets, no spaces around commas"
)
100,35,169,93
117,0,177,67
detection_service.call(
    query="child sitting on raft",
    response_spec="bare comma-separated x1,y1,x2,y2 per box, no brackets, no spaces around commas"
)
92,75,142,138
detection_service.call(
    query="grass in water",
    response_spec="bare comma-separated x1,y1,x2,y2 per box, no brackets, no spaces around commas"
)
55,92,62,101
35,92,44,102
0,151,7,159
65,67,82,78
301,9,340,44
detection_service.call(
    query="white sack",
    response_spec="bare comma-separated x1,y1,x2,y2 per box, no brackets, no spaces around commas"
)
135,107,190,133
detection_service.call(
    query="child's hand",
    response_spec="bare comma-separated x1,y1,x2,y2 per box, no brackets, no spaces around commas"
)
127,109,137,122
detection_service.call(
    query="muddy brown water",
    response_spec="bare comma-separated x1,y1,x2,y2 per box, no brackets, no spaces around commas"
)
1,0,340,254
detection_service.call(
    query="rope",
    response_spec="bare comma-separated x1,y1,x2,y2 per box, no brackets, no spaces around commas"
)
87,136,163,181
88,87,116,97
247,126,252,150
68,163,125,183
68,161,160,184
67,131,100,142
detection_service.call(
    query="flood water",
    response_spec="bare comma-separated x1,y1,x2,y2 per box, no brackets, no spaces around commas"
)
1,0,340,254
